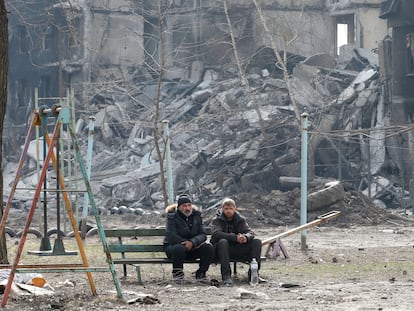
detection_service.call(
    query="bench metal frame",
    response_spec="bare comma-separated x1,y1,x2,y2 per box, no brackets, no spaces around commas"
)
105,227,243,285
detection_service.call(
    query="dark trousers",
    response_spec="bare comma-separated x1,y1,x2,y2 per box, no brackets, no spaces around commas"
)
215,238,262,280
165,243,214,277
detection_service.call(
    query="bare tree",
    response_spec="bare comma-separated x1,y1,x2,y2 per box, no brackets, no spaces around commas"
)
0,0,9,263
152,0,173,207
223,0,265,136
252,0,302,126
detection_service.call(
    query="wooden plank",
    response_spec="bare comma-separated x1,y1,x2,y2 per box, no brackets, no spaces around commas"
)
113,258,171,264
105,227,212,237
112,258,201,264
108,244,165,253
104,228,166,237
261,211,341,245
111,257,266,265
15,267,110,273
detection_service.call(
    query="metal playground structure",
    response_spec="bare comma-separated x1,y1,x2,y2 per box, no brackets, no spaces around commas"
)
0,102,124,306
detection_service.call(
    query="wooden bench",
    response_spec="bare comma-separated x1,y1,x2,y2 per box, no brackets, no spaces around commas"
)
104,227,253,285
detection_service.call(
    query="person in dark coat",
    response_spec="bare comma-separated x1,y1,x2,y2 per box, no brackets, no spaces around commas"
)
211,197,262,286
164,194,214,284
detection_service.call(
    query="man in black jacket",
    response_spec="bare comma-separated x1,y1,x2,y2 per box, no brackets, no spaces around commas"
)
164,194,214,284
211,197,262,286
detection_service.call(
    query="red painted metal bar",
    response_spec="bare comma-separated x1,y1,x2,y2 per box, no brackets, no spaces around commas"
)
0,113,39,238
0,107,123,307
1,119,61,307
44,130,97,295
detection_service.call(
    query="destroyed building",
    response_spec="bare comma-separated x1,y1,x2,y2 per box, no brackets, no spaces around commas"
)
4,0,414,220
6,0,387,126
379,0,414,186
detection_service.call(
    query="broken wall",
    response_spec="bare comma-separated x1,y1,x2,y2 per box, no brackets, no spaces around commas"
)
379,0,414,187
355,7,388,49
327,0,387,56
88,0,144,81
198,7,255,67
254,9,332,57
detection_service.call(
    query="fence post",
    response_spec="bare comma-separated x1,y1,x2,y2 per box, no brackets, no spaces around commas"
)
163,120,174,205
300,112,308,250
338,141,342,181
80,116,95,239
367,137,372,199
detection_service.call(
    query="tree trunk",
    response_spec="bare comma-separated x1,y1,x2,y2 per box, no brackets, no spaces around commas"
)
0,0,9,263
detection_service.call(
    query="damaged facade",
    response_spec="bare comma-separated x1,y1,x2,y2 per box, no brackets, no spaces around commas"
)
5,0,414,216
6,0,387,125
379,0,414,186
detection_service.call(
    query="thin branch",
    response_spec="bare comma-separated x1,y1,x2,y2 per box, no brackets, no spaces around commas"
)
223,0,265,136
251,0,301,126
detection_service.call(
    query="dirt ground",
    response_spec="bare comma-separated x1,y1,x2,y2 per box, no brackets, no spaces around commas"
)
2,192,414,310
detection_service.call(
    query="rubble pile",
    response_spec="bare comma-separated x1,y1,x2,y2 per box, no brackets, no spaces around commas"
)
5,47,411,227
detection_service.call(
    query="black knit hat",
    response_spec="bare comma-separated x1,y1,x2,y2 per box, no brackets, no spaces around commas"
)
177,194,192,207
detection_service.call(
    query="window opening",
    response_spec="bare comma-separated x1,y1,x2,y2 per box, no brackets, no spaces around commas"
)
334,14,355,56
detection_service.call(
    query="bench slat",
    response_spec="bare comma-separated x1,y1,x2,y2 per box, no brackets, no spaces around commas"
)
108,244,165,253
104,228,166,237
104,227,212,237
112,258,201,264
104,227,253,284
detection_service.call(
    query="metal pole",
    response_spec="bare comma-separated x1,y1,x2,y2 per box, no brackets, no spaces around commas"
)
338,141,342,181
367,138,371,199
81,116,95,239
35,88,42,232
68,125,124,299
411,177,414,214
70,88,79,223
40,113,51,251
163,120,174,204
1,120,63,307
300,113,309,250
60,96,66,233
0,114,38,239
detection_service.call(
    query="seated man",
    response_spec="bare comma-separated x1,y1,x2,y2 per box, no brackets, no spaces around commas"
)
164,194,214,284
211,197,262,286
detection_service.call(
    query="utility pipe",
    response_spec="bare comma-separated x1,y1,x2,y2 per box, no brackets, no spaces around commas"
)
300,113,309,250
163,120,174,204
81,116,95,239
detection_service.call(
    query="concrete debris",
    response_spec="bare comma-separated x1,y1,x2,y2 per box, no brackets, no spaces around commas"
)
236,287,270,300
4,47,407,226
127,293,160,305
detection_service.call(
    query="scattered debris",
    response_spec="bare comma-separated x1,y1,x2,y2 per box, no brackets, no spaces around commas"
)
4,47,412,229
127,293,160,305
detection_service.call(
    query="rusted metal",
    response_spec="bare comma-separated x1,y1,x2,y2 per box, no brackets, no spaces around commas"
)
1,119,62,307
0,113,38,239
0,107,124,307
44,116,96,290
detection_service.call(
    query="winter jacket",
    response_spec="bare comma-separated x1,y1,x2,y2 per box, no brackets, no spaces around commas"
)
210,211,255,245
163,205,207,248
